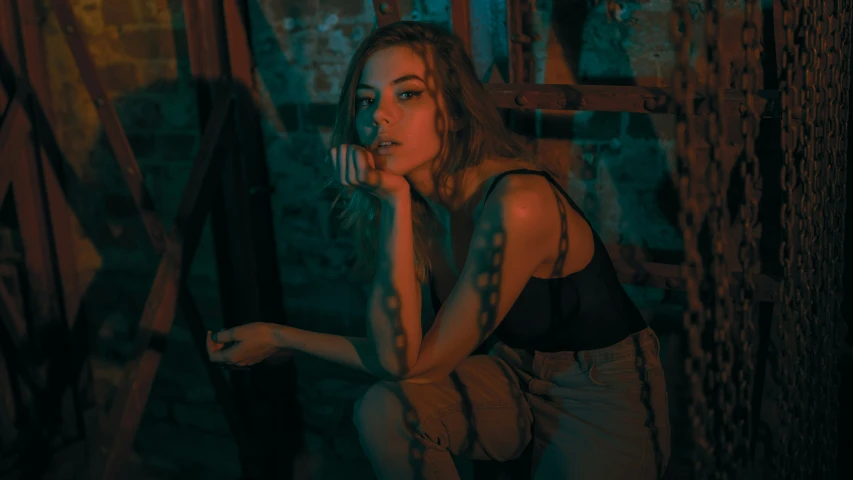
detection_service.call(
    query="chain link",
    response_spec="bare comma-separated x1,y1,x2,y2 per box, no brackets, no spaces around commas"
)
775,1,802,477
670,2,713,478
734,0,761,476
807,0,837,476
702,1,741,477
823,0,851,476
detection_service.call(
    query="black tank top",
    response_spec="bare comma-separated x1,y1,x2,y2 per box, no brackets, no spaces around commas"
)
429,169,647,352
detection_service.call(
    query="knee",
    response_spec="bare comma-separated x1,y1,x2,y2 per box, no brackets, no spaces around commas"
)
352,380,415,440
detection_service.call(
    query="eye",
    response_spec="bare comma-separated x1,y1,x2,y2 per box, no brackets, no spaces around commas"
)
400,90,423,100
356,96,373,108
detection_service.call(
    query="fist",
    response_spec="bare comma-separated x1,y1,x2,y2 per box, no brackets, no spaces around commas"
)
329,144,409,199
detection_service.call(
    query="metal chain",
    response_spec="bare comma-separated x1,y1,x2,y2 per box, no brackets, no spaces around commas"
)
806,0,832,476
793,0,818,476
703,1,739,477
823,0,851,475
734,0,762,475
670,2,712,478
775,1,801,477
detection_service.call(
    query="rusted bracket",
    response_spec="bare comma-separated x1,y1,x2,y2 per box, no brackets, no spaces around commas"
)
373,0,401,27
486,84,780,117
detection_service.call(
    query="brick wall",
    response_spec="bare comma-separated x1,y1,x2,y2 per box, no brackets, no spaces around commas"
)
36,0,751,478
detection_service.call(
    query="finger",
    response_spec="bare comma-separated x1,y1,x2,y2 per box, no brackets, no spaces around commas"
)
207,331,225,353
337,144,349,186
359,149,379,186
353,147,380,188
206,331,215,357
347,145,361,186
209,347,229,363
212,328,236,344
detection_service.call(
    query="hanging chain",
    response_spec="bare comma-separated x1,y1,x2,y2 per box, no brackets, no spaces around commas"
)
670,2,712,478
805,0,834,476
775,1,809,478
822,0,851,476
734,0,762,476
793,0,818,476
703,1,739,477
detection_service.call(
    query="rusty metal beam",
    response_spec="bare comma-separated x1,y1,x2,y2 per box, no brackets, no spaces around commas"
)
16,0,84,339
183,2,266,478
507,0,536,84
2,7,60,363
451,0,472,55
50,0,164,253
91,91,233,480
0,279,29,368
0,92,26,202
487,84,781,117
0,280,47,393
183,0,227,81
373,0,401,27
221,3,298,478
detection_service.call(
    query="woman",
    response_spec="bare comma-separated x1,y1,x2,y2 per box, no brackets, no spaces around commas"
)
208,21,670,479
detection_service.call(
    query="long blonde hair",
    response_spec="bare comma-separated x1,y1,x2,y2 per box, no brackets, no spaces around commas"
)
327,21,547,284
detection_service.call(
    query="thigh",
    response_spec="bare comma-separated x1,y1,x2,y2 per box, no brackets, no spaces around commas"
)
359,355,534,462
526,330,671,479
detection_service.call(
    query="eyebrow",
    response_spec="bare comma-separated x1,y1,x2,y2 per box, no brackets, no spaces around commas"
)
356,74,424,90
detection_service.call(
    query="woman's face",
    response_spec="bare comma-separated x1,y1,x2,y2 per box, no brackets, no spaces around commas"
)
355,45,446,178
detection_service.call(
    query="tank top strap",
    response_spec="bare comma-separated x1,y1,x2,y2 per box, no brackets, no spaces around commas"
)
482,168,589,222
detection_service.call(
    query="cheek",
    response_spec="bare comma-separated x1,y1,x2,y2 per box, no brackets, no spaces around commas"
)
355,113,372,142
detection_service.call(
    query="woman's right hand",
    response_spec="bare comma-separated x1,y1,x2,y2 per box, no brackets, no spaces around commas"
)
329,144,410,200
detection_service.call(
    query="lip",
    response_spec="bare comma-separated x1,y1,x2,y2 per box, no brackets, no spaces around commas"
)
373,134,401,149
376,144,399,155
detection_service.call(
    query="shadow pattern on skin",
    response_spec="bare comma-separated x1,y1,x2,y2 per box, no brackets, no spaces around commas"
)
371,269,429,478
451,216,508,459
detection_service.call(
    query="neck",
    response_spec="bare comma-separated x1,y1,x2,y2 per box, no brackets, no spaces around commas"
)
406,162,490,218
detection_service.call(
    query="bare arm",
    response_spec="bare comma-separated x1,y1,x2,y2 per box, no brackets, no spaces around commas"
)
367,193,423,377
269,324,394,379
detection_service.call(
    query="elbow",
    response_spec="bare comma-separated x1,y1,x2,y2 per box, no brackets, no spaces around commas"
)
392,362,449,385
377,358,439,384
378,358,417,382
375,346,420,380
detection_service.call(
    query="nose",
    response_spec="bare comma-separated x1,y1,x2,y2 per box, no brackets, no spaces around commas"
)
372,95,399,125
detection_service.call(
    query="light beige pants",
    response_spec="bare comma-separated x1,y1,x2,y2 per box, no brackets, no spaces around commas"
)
353,327,671,479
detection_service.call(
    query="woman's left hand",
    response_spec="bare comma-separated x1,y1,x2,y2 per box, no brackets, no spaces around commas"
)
207,322,279,368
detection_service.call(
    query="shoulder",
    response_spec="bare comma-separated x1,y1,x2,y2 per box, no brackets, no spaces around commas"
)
476,172,558,243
